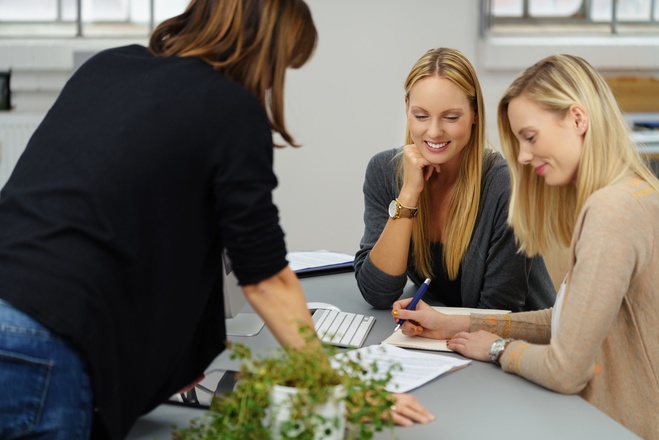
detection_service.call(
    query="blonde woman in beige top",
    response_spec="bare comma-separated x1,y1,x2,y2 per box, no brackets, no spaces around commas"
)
391,54,659,439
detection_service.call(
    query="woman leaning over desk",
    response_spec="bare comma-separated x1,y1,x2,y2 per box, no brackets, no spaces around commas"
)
0,1,432,438
393,54,659,439
355,47,555,312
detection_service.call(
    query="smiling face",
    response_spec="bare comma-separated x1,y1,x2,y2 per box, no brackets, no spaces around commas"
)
406,76,475,172
507,95,587,186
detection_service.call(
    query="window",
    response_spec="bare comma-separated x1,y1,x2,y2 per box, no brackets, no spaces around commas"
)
0,0,188,37
484,0,659,35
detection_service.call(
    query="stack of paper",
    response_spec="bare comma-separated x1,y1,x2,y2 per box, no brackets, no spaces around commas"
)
332,343,470,393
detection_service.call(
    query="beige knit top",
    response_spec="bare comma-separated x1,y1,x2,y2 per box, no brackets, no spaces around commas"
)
471,177,659,439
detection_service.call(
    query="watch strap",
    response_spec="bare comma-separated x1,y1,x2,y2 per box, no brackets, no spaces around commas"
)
392,198,418,219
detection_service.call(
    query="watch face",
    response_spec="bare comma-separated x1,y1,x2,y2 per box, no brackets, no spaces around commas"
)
388,200,399,218
488,340,502,363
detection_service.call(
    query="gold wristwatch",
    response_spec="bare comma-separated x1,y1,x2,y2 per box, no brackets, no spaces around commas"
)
388,198,418,219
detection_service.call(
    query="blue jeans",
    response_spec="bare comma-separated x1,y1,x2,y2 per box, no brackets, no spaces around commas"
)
0,299,94,439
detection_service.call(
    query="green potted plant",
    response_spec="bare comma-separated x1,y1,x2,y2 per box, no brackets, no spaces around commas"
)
173,326,401,440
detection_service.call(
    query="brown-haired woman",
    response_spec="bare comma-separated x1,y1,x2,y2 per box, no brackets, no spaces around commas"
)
0,1,431,438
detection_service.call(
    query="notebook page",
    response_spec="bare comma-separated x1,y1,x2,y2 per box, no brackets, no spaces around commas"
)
382,307,511,352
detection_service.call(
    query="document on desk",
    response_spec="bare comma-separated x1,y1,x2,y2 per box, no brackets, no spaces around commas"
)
286,250,354,275
382,307,511,352
332,344,470,393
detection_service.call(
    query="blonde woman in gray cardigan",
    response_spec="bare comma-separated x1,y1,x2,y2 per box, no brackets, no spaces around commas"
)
392,54,659,439
355,47,555,312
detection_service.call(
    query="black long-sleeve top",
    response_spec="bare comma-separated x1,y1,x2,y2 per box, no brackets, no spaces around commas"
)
0,45,288,439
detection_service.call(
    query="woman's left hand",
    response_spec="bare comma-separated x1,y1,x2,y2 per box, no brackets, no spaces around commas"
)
446,330,500,362
387,393,435,427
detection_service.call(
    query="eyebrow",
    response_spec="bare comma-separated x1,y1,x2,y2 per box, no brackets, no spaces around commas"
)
409,106,465,114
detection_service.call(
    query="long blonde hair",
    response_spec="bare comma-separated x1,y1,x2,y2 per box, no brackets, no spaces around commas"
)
498,54,659,256
399,47,486,280
149,0,317,147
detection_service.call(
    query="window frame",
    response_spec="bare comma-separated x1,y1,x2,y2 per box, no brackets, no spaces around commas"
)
0,0,157,38
481,0,659,36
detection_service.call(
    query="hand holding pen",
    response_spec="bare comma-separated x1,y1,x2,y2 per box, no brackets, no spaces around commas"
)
393,278,431,332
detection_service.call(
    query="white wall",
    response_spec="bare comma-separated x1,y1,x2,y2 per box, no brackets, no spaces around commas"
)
1,0,657,255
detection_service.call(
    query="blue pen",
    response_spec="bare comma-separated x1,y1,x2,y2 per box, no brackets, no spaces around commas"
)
393,278,431,332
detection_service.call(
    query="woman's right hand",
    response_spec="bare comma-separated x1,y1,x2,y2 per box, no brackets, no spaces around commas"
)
391,298,470,340
387,393,435,427
399,144,441,201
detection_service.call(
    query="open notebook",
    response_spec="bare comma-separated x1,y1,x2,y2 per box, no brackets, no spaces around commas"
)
382,307,510,352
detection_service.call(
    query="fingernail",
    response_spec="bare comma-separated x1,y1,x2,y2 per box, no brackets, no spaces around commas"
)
417,326,423,332
392,310,398,316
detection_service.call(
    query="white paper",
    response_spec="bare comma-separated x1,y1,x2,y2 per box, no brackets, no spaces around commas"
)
286,250,354,272
332,344,470,393
382,307,511,353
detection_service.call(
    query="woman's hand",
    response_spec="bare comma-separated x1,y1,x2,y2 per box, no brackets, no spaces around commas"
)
392,298,470,340
387,393,435,427
176,374,205,394
399,144,441,203
447,330,500,362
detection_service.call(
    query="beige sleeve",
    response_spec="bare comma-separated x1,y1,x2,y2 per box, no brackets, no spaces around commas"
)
494,189,649,394
470,309,552,344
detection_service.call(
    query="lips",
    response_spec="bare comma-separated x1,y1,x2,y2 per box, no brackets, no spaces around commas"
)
535,164,547,176
426,140,449,151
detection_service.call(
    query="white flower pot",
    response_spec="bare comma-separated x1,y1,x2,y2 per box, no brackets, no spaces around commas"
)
265,384,346,439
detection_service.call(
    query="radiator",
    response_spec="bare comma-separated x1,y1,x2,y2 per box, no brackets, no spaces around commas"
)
0,113,44,189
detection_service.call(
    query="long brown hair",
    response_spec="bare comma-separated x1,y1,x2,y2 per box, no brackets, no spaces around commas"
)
400,47,486,280
149,0,317,147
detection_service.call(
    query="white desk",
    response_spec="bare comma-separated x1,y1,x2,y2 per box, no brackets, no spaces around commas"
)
127,272,639,440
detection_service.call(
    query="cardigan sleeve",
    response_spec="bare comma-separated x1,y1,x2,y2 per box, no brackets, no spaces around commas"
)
354,148,409,309
470,309,552,344
486,186,650,394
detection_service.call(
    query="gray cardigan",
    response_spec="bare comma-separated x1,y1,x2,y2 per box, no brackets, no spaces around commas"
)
354,147,556,311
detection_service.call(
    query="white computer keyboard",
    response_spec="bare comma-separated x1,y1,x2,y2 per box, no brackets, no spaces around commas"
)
312,309,375,348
